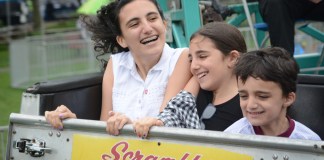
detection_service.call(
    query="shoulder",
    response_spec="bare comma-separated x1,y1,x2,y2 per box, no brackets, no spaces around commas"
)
224,117,254,134
179,47,189,55
165,43,187,53
222,94,243,115
162,44,190,75
110,51,133,70
170,47,190,67
164,43,188,58
177,48,189,59
290,120,321,140
110,51,130,61
196,89,213,115
222,94,240,108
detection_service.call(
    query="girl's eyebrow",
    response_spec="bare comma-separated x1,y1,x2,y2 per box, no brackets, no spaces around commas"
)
194,49,208,55
125,17,139,26
125,12,159,26
146,12,159,17
238,90,247,93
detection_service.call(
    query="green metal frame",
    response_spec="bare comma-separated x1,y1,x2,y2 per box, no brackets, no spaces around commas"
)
227,2,324,74
296,24,324,74
298,24,324,43
227,2,265,47
227,2,324,47
157,0,202,48
157,0,324,74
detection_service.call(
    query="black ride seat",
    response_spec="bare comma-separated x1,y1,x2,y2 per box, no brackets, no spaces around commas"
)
289,74,324,140
25,73,324,139
25,72,103,120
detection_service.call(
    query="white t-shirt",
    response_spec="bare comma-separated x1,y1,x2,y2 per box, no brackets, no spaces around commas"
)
111,43,185,120
224,117,321,141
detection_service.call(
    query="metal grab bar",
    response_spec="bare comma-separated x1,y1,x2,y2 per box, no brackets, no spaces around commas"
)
0,126,9,160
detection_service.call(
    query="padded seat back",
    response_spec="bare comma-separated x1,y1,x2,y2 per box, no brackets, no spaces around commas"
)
24,73,324,139
25,72,103,120
289,74,324,140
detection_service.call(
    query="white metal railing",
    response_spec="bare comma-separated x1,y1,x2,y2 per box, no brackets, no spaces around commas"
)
238,27,258,51
6,113,324,159
0,126,8,160
9,31,102,89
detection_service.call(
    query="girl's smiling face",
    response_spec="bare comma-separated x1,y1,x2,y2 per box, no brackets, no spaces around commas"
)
116,0,167,58
189,35,236,92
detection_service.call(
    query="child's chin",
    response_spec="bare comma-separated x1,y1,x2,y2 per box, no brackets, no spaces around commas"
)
200,83,212,91
247,118,263,126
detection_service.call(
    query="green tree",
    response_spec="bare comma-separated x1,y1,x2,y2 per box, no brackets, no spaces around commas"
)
30,0,42,31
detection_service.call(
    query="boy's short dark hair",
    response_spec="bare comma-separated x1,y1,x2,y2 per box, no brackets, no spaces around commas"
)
234,47,300,96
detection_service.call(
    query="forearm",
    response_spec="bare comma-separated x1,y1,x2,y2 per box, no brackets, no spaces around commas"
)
183,77,200,97
100,58,114,121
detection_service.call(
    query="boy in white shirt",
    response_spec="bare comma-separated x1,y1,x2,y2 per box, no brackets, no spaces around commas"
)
224,47,321,140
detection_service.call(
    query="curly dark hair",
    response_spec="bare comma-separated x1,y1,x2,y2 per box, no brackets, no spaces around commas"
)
79,0,165,69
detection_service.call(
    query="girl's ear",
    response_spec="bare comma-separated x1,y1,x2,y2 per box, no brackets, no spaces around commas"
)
163,20,167,29
116,35,128,48
284,92,296,108
227,50,240,68
163,20,168,34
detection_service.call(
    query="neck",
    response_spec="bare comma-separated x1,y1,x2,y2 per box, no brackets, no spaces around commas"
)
212,75,238,105
260,113,289,136
134,54,161,80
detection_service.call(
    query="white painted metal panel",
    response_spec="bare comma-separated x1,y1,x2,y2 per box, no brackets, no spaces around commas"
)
6,113,324,160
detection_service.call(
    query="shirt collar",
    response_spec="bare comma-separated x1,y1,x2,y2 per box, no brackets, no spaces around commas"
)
253,116,295,137
152,43,171,71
